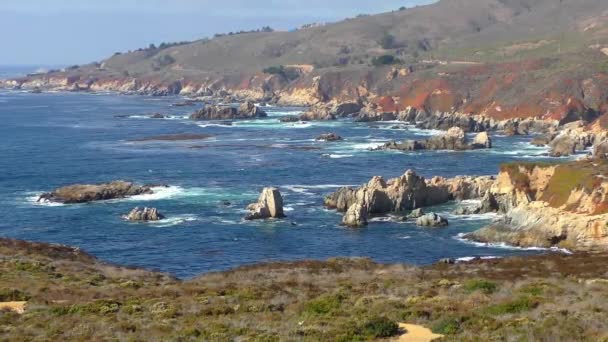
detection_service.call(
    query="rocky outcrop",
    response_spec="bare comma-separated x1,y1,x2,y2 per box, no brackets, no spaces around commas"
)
124,207,165,222
416,213,449,227
594,141,608,159
325,170,494,224
299,102,362,121
315,133,343,142
245,188,285,220
464,160,608,250
342,202,368,228
38,181,155,204
374,128,492,152
190,101,267,120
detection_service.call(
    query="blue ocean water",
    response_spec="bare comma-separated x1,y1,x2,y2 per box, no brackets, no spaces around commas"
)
0,86,564,278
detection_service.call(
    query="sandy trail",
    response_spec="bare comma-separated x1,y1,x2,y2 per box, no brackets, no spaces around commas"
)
394,323,444,342
0,301,27,314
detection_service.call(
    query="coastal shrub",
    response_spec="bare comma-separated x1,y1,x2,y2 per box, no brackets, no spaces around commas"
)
68,300,121,315
262,65,300,81
432,318,461,335
379,33,397,49
463,279,499,294
358,316,400,338
303,293,344,315
486,296,538,315
0,289,30,302
372,55,401,66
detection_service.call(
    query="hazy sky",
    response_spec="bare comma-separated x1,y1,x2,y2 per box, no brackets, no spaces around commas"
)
0,0,433,66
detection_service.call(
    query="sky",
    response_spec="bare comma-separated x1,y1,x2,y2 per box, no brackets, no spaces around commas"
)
0,0,433,66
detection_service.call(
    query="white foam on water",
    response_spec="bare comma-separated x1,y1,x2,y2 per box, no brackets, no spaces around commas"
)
398,236,412,240
455,233,573,254
284,206,295,212
322,154,354,159
126,186,185,202
456,256,501,262
26,194,66,207
148,214,199,228
446,212,501,221
196,123,234,128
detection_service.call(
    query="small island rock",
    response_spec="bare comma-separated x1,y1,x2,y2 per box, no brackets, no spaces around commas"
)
245,188,285,220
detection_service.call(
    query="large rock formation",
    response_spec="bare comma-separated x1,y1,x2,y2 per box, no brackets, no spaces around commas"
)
325,170,494,224
245,188,285,220
342,202,369,228
190,101,267,120
374,128,492,152
465,160,608,250
124,207,165,222
38,181,155,204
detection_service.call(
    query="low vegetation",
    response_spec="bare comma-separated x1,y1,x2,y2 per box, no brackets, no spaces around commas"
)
2,238,608,340
262,65,301,81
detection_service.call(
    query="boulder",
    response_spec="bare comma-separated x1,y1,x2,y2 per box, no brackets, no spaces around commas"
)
416,213,449,227
316,133,343,142
342,202,369,227
549,134,577,157
332,102,362,117
38,181,155,204
124,207,165,222
279,116,301,123
408,208,425,219
150,113,168,119
245,188,285,220
471,132,492,149
593,141,608,159
190,101,267,120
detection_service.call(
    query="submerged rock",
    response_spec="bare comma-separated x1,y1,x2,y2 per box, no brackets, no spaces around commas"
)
316,133,343,142
416,213,449,227
245,188,285,220
38,181,155,204
124,207,165,222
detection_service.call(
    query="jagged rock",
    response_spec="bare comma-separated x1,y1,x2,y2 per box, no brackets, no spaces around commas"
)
342,202,369,227
190,101,267,120
472,132,492,149
549,134,577,157
479,190,499,213
316,133,343,142
416,213,449,227
408,208,425,219
245,188,285,220
124,207,165,221
374,127,491,152
38,181,155,204
531,133,557,147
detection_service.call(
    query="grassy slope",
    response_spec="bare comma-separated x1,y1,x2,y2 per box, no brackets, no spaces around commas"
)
2,238,608,341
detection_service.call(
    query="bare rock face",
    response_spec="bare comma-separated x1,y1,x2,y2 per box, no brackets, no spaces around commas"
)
124,207,165,222
38,181,154,204
316,133,343,142
374,127,492,152
342,202,368,227
593,141,608,159
416,213,449,227
245,188,285,220
190,101,267,120
548,134,577,157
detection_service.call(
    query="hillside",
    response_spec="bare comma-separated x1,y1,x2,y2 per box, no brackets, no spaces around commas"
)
2,238,608,340
2,0,608,125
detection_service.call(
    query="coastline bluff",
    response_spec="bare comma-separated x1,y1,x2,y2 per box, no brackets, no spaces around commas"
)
325,170,494,227
465,160,608,250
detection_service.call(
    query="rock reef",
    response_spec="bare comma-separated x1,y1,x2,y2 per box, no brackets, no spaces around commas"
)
124,207,165,222
190,101,267,120
38,181,155,204
373,127,492,152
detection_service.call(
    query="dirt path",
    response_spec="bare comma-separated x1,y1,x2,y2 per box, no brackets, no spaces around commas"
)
0,301,27,314
394,323,444,342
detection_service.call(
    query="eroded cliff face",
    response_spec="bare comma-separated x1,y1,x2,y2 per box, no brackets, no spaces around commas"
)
467,160,608,250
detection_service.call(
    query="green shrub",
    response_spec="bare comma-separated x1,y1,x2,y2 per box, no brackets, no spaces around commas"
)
486,297,538,315
379,33,397,49
372,55,400,66
463,279,499,294
69,300,121,315
359,316,400,338
262,65,300,81
432,318,461,335
0,289,30,302
303,293,344,315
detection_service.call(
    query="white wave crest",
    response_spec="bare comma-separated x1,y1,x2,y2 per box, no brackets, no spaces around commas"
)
455,233,573,254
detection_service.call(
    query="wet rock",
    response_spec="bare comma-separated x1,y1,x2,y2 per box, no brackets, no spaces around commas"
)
150,113,169,119
316,133,343,142
124,207,165,221
38,181,155,204
416,213,449,227
408,208,425,219
280,116,301,123
245,187,285,220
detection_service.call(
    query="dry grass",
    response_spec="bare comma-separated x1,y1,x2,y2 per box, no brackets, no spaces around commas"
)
2,238,608,341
